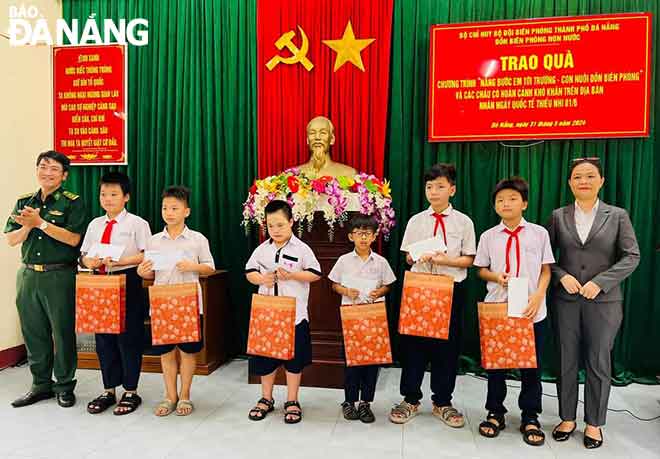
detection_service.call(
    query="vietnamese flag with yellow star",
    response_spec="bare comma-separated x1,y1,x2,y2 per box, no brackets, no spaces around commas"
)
257,0,393,177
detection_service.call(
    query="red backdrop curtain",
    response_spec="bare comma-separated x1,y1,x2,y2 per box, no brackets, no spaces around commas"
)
257,0,393,178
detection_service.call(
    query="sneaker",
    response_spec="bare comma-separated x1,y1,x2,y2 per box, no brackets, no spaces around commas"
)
342,401,359,420
358,401,375,423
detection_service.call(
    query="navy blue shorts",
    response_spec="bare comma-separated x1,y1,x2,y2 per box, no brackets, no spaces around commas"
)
249,319,312,375
150,316,204,355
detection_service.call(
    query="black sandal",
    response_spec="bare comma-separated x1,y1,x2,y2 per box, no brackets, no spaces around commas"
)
283,400,302,424
249,397,274,421
479,412,506,438
358,402,375,424
113,392,142,416
87,392,116,414
520,419,546,446
342,401,359,420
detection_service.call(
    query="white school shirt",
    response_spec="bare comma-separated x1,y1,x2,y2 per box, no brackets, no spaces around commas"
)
473,218,555,323
575,199,600,244
147,226,215,313
245,234,322,324
400,205,476,282
80,209,152,272
328,250,397,305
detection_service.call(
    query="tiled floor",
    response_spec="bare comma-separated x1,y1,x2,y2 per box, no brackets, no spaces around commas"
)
1,360,658,458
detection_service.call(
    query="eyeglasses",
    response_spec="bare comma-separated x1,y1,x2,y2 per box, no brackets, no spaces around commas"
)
351,231,375,239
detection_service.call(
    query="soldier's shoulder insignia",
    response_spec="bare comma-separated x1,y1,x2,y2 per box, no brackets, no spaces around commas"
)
18,192,34,200
62,191,79,200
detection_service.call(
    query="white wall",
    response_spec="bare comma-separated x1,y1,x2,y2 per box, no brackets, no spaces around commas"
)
0,0,62,351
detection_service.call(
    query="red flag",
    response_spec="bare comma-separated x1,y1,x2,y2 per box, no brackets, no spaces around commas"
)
257,0,393,178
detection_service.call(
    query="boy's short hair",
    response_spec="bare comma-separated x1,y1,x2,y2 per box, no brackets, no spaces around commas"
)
423,163,457,186
265,199,293,220
36,150,70,172
100,171,131,195
569,157,603,177
162,185,191,207
348,214,379,233
492,176,529,203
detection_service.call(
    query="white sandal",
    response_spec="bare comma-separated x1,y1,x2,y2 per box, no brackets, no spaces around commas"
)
175,399,194,416
154,398,177,417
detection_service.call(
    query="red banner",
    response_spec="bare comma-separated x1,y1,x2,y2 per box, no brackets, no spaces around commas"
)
53,44,127,164
257,0,393,177
428,13,652,142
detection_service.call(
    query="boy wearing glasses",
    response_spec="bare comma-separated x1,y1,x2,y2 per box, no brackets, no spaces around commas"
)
390,163,476,427
328,215,396,423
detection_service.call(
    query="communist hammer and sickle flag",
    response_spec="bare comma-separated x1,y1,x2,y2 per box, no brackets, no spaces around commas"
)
266,26,314,71
257,0,394,178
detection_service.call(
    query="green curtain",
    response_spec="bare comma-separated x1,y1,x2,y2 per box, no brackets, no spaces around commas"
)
62,0,258,355
386,0,660,384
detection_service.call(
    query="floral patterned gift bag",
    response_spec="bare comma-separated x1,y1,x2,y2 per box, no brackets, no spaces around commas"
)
247,294,296,360
149,283,201,345
398,271,454,340
478,302,537,370
75,273,126,334
340,302,392,367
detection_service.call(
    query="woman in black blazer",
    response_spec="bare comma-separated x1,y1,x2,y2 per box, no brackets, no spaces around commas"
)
547,158,640,449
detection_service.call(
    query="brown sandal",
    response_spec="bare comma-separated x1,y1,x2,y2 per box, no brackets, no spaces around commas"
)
432,405,465,428
389,400,419,424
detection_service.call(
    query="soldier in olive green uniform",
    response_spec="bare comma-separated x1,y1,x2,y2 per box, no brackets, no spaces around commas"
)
4,151,87,408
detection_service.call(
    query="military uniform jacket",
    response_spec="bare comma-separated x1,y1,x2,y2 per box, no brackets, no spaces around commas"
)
4,187,87,264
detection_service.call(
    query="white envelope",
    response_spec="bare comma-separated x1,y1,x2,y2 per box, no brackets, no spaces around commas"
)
507,277,529,318
342,275,380,303
407,237,447,262
144,250,186,271
87,242,125,261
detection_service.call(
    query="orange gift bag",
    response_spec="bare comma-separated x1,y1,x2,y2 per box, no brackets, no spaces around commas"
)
398,271,454,339
149,283,201,345
75,273,126,334
478,302,537,370
247,294,296,360
340,302,392,367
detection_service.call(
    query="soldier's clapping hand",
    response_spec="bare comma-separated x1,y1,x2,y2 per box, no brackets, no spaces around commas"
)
13,206,43,229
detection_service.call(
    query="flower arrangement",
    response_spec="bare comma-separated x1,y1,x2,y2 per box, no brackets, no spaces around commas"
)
242,168,395,240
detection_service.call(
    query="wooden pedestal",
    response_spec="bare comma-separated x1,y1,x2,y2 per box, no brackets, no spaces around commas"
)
77,270,231,376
